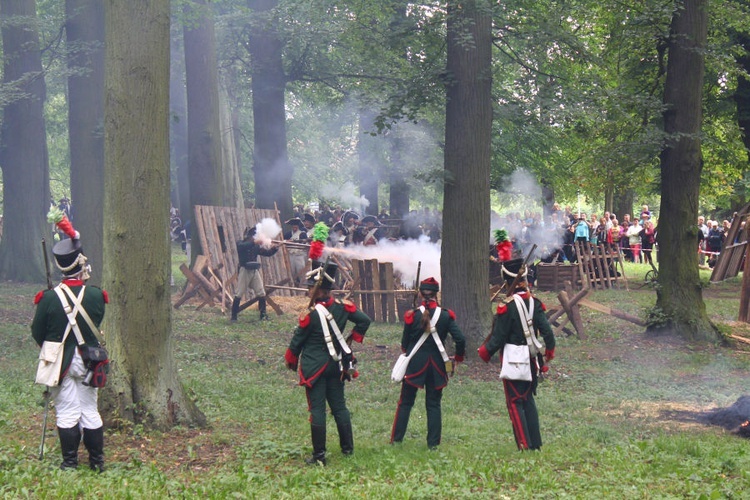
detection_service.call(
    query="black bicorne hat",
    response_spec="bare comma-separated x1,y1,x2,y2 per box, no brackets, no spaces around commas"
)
361,215,380,226
501,258,527,283
342,211,359,224
307,260,338,290
285,217,303,226
302,213,316,224
331,221,347,234
52,238,84,276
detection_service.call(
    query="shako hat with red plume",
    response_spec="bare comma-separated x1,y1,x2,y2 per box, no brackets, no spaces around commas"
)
47,207,88,278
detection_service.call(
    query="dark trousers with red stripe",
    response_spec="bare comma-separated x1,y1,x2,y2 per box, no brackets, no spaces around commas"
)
502,378,542,450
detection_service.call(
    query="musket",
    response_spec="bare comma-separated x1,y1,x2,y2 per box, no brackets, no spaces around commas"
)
39,389,50,460
411,261,422,309
42,238,52,290
39,239,52,460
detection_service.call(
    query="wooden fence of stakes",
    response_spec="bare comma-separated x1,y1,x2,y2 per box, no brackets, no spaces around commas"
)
174,205,412,323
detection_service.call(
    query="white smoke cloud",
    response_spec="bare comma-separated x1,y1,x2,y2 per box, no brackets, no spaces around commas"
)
325,236,440,287
254,218,282,248
319,181,370,212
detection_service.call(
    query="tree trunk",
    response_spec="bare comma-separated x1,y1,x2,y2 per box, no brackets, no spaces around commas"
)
66,0,105,286
441,0,493,348
612,188,635,223
387,133,410,218
103,0,206,429
248,0,293,220
184,0,225,263
652,0,718,342
170,28,190,218
219,84,244,209
0,0,50,283
358,109,381,215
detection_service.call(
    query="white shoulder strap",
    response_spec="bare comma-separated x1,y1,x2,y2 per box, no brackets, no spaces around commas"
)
408,306,449,362
53,285,86,346
512,294,544,355
59,284,102,340
314,303,352,360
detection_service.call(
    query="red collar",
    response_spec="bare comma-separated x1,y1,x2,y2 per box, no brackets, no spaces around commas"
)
315,296,334,307
62,279,84,287
421,300,438,309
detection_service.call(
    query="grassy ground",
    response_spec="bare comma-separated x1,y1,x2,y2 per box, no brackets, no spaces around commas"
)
1,251,749,499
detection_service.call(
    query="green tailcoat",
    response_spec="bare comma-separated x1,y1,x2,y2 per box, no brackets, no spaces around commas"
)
31,281,107,384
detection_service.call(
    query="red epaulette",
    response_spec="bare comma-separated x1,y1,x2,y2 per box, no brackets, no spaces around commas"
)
342,299,357,313
34,290,46,305
540,301,547,311
298,312,311,328
102,290,110,304
496,303,508,315
447,309,456,320
404,309,415,325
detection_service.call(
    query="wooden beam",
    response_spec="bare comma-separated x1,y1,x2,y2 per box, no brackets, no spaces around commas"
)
578,298,646,326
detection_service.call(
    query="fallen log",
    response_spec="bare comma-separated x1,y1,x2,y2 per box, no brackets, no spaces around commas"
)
578,298,645,326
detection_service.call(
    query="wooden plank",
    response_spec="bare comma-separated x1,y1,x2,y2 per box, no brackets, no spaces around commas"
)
578,298,645,326
382,262,396,323
728,334,750,345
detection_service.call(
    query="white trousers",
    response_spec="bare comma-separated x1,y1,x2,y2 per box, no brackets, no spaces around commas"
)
50,348,103,429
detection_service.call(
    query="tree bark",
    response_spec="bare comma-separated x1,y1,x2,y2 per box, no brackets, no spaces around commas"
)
248,0,293,220
0,0,50,283
441,0,493,348
652,0,718,342
184,0,225,263
103,0,206,429
358,109,381,215
66,0,105,286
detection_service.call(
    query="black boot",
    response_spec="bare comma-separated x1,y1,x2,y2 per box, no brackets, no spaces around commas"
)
83,427,105,473
58,426,81,470
337,422,354,456
305,424,326,465
258,297,268,320
230,297,240,322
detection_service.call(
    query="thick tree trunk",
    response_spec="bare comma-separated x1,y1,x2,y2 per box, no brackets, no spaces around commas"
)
358,109,381,215
184,0,225,263
248,0,293,220
219,85,244,209
652,0,718,342
612,189,635,223
66,0,105,286
441,0,493,348
103,0,206,429
387,133,410,218
0,0,50,283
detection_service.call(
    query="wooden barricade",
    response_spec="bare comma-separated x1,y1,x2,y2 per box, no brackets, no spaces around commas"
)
349,258,404,323
573,242,621,290
535,263,580,291
711,205,750,282
175,205,295,311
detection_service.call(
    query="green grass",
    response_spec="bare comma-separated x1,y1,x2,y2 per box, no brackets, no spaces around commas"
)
2,255,749,499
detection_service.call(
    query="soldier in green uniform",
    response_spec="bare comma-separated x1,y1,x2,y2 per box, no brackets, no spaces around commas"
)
284,261,371,465
32,213,108,471
390,277,465,449
477,258,556,451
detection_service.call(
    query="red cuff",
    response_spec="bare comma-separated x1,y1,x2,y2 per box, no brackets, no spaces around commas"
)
477,345,491,363
350,331,364,343
453,354,464,363
545,348,555,361
285,348,298,365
